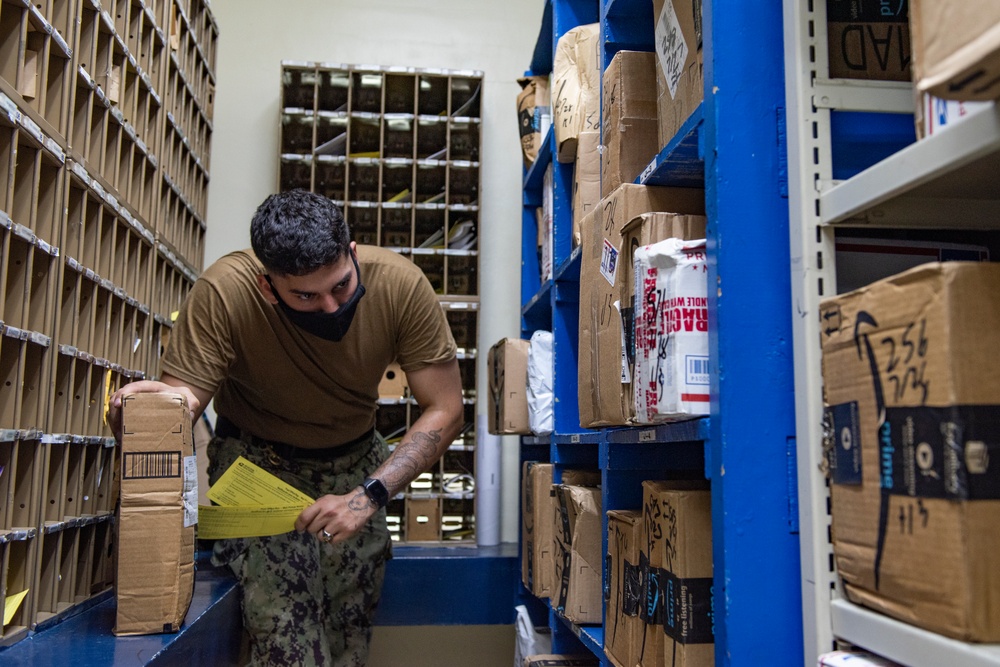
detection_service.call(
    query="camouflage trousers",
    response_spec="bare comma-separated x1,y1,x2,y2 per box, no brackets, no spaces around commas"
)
207,429,392,667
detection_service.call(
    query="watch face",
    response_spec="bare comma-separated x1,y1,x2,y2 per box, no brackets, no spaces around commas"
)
364,477,388,508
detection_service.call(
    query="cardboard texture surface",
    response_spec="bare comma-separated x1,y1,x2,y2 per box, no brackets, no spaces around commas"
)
826,0,910,81
653,0,703,149
521,462,555,598
641,481,714,667
605,510,643,667
488,338,531,434
820,262,1000,641
578,195,706,429
553,484,602,624
601,51,659,199
633,238,710,423
573,130,601,241
115,392,196,636
910,0,1000,100
518,76,552,167
553,23,601,163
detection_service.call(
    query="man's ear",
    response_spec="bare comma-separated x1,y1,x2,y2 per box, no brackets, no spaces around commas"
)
257,274,279,305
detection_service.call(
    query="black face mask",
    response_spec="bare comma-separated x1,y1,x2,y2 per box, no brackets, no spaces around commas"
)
265,255,366,342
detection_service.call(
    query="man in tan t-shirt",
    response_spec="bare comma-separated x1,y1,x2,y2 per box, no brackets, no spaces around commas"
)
108,190,464,666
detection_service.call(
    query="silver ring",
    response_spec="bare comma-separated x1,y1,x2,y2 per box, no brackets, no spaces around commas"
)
320,529,332,542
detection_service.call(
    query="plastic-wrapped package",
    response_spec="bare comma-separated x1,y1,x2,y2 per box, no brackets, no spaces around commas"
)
527,330,554,435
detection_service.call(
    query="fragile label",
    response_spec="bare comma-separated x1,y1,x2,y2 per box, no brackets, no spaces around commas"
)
656,0,689,99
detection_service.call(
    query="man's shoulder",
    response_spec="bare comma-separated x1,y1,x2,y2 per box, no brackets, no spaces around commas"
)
357,245,425,280
201,249,262,283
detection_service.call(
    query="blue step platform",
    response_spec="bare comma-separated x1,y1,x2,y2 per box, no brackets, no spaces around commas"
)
0,543,518,665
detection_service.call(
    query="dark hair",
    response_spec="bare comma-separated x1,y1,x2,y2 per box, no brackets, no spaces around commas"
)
249,190,351,275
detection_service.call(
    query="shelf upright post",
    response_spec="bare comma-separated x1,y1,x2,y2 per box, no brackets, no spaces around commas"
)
702,0,803,663
781,0,839,662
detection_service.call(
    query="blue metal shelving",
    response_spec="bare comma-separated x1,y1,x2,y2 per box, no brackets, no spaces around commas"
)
519,0,803,664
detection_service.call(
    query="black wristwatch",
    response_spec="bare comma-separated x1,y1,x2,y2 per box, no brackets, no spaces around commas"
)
361,477,389,509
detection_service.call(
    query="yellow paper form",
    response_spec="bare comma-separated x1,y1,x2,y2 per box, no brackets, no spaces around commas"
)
207,456,314,507
4,589,28,626
198,505,309,539
197,456,315,539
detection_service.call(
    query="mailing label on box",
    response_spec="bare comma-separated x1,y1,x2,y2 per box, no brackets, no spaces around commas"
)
615,300,631,384
656,0,689,99
827,402,862,486
685,355,710,386
600,239,619,286
183,455,198,527
883,405,1000,500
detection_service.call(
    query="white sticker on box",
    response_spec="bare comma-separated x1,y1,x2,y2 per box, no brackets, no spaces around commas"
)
614,300,631,384
600,239,619,286
183,455,198,527
656,0,689,100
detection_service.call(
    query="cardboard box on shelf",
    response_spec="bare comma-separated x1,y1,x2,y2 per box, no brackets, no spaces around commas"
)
915,93,994,140
115,392,196,636
523,655,599,667
542,165,554,281
910,0,1000,101
820,261,1000,642
605,509,643,667
518,75,552,168
572,130,601,241
489,338,531,435
404,496,441,542
652,0,703,149
601,51,659,199
834,236,989,294
632,237,709,423
552,483,602,625
641,480,714,667
521,462,555,598
552,23,601,163
578,189,706,429
818,651,905,667
826,0,910,81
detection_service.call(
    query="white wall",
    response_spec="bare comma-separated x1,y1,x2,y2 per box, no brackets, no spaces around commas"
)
205,0,541,545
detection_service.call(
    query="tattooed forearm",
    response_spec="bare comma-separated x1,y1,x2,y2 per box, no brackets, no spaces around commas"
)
380,428,442,495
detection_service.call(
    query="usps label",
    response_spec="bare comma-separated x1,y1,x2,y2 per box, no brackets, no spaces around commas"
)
655,0,689,99
601,238,619,286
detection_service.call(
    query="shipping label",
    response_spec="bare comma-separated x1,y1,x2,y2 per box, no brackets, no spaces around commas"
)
123,450,181,479
656,0,689,99
600,238,618,286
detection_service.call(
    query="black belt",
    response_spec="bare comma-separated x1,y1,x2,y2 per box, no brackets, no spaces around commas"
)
215,415,375,461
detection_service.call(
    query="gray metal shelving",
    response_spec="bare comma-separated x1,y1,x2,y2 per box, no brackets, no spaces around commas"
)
783,1,1000,664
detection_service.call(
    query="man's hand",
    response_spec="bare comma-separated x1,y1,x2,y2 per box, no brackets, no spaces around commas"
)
108,379,204,442
295,488,378,544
